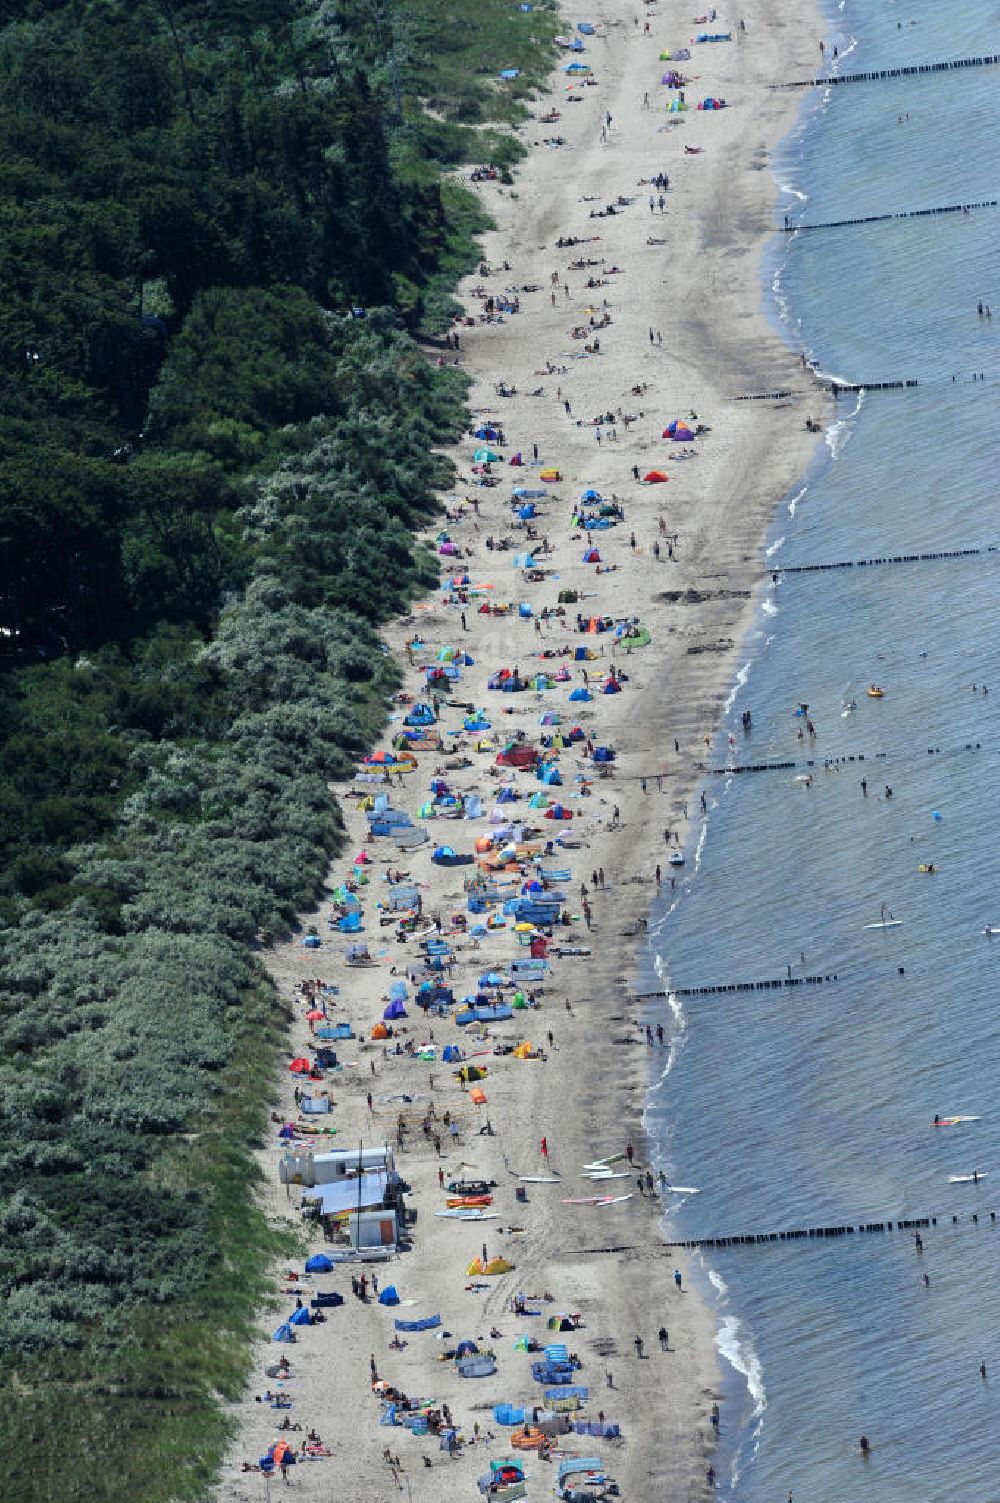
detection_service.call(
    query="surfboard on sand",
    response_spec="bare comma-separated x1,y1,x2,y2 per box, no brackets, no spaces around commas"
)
435,1209,499,1219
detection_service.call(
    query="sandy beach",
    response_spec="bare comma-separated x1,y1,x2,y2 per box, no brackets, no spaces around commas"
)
218,1,825,1499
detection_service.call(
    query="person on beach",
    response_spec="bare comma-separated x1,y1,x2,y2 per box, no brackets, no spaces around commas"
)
658,1326,669,1349
674,1269,683,1290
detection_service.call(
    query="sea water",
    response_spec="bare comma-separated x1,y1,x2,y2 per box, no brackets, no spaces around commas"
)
645,2,1000,1498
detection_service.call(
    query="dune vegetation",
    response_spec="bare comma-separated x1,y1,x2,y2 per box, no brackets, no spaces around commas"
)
0,0,556,1496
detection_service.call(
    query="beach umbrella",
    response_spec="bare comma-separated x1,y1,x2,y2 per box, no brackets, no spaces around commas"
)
305,1008,325,1021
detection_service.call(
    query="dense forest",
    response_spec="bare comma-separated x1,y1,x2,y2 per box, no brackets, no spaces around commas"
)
0,0,555,1497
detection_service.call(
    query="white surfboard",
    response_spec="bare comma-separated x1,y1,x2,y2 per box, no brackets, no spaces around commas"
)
435,1209,499,1220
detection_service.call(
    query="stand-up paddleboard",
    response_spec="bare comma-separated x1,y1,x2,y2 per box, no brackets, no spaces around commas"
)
933,1116,981,1127
582,1170,630,1180
519,1175,561,1183
595,1193,633,1206
864,919,903,930
948,1172,987,1183
582,1155,624,1170
435,1209,499,1220
663,1184,701,1195
984,925,1000,937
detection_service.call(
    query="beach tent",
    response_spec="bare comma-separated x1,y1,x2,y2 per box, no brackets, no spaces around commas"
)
494,1405,527,1426
568,688,591,702
383,998,407,1020
582,548,601,563
378,1286,400,1305
644,470,669,483
466,1255,514,1276
273,1322,296,1343
602,678,622,694
539,467,560,481
500,68,520,79
405,703,436,725
289,1306,311,1327
474,448,500,463
305,1253,333,1273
